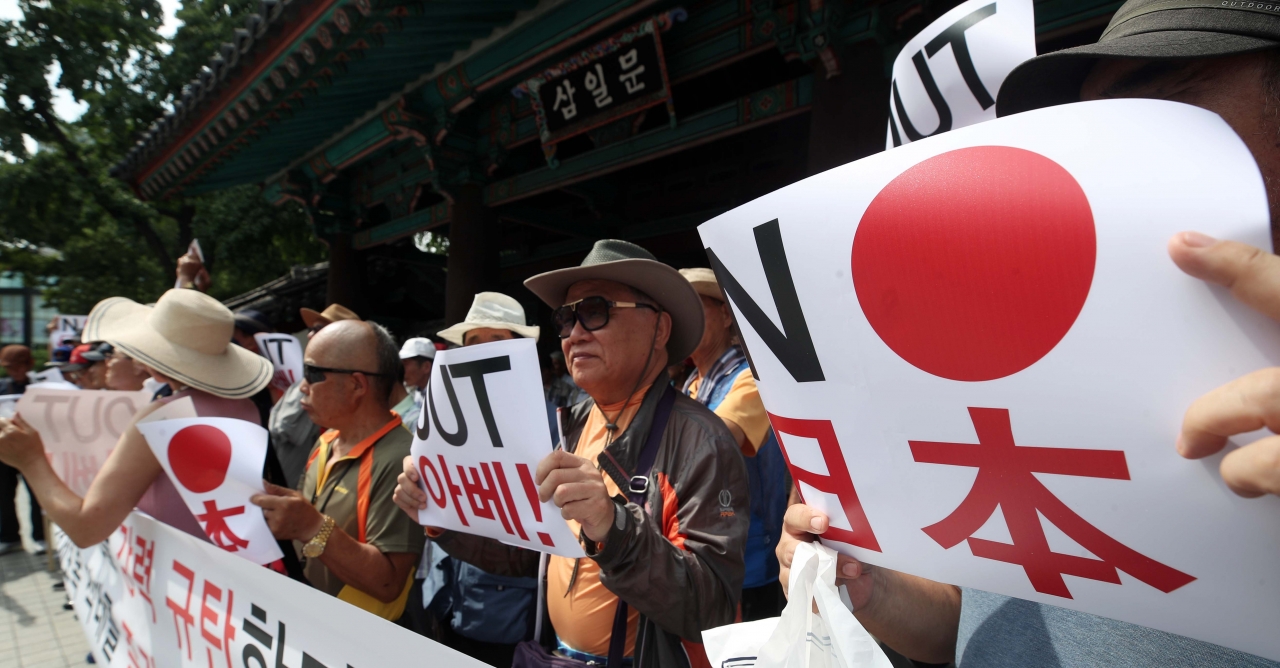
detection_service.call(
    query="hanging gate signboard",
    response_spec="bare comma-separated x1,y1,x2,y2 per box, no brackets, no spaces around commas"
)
513,10,684,167
698,99,1280,661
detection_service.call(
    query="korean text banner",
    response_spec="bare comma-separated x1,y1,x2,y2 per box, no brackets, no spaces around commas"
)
16,388,150,496
699,99,1280,661
887,0,1034,149
54,512,486,668
409,338,584,557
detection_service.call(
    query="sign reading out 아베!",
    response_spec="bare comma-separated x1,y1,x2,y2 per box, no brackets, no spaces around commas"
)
16,388,150,496
886,0,1035,149
136,415,283,566
254,333,304,393
410,338,584,557
699,99,1280,660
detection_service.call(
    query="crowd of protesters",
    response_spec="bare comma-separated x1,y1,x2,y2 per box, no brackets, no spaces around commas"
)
0,2,1277,666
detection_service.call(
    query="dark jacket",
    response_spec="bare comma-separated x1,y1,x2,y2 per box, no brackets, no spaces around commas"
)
435,379,750,668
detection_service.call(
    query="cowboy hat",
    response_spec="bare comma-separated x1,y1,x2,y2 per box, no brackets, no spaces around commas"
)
437,293,540,346
996,0,1280,117
299,303,359,329
524,239,704,361
82,290,272,399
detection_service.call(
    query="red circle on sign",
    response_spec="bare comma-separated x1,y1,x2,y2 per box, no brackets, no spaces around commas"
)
167,425,233,493
852,146,1096,381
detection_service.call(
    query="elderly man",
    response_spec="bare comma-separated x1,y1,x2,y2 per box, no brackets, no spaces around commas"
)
781,3,1280,666
0,345,41,555
101,345,151,392
679,267,790,622
393,337,435,430
269,303,360,488
252,319,423,622
396,240,749,668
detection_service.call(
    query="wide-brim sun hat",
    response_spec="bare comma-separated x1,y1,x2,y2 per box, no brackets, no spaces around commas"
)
82,289,272,399
437,292,540,346
299,303,359,329
524,239,704,361
679,267,725,302
996,0,1280,118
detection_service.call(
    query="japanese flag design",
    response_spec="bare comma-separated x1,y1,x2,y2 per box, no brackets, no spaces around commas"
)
698,99,1280,661
136,418,283,566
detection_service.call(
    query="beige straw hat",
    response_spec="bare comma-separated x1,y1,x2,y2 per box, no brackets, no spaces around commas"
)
82,290,272,399
437,292,540,346
679,267,725,302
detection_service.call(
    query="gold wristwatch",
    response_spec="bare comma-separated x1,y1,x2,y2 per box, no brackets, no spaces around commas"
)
302,515,336,558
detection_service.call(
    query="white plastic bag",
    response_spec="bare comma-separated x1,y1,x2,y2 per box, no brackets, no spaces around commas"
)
704,542,892,668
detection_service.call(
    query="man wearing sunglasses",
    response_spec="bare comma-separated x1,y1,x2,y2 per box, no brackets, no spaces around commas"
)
269,302,360,488
396,240,749,668
253,319,425,622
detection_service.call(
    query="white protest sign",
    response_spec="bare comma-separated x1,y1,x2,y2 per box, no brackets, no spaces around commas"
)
0,394,18,419
254,332,304,392
886,0,1034,149
50,314,87,349
16,388,150,496
699,99,1280,661
28,366,77,388
136,417,283,565
54,512,485,668
410,338,584,557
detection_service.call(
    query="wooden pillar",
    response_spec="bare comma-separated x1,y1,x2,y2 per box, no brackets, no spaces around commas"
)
806,40,891,176
325,233,364,313
445,184,499,325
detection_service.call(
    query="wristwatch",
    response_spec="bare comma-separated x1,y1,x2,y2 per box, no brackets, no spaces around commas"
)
302,515,336,558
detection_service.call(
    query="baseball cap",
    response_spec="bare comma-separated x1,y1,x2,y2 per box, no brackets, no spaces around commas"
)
46,344,73,368
997,0,1280,117
63,343,94,372
80,342,112,362
233,309,272,335
399,337,437,360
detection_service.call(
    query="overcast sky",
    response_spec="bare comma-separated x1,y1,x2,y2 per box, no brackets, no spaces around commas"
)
0,0,183,125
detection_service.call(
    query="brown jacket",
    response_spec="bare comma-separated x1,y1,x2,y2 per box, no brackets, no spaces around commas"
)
435,379,750,668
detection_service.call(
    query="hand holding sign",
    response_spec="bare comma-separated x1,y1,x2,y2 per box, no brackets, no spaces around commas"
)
406,338,584,557
1169,233,1280,498
536,450,614,542
136,417,283,565
251,482,326,542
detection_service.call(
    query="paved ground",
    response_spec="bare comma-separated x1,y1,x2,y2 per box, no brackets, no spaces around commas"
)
0,483,89,668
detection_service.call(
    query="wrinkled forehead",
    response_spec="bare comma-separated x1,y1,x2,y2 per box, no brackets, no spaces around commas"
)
564,279,640,304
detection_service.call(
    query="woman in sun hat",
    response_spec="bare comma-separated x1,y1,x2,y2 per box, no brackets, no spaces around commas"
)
0,289,274,548
436,291,540,346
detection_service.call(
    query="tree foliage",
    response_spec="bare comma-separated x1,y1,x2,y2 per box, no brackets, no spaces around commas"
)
0,0,325,313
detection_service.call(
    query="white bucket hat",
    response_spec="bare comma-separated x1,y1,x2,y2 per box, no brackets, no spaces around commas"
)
399,337,437,360
82,289,273,399
437,292,540,346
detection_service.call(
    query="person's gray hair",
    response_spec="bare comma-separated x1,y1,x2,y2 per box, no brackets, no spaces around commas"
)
368,321,400,403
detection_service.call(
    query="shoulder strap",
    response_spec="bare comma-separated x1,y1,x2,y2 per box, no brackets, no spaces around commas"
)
608,384,676,668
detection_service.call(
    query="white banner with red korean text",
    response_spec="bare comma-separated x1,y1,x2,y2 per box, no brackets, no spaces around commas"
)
136,417,283,565
699,99,1280,660
54,512,485,668
887,0,1035,149
409,338,584,557
16,388,150,496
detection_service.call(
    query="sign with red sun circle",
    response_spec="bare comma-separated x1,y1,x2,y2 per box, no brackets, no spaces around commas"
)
168,425,233,493
852,146,1096,382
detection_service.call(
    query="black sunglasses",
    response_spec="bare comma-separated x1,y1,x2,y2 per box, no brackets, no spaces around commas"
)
303,364,391,384
552,296,658,339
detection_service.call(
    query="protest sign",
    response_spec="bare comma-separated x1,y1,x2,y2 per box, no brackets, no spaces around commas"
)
409,338,583,557
698,99,1280,660
886,0,1034,149
54,512,485,668
137,417,283,565
16,388,150,496
50,314,88,349
28,366,78,389
254,333,304,393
